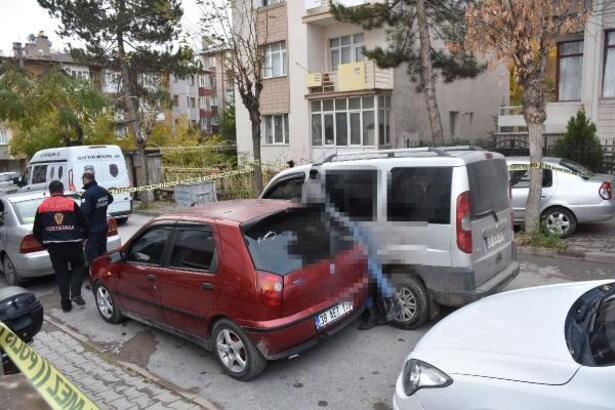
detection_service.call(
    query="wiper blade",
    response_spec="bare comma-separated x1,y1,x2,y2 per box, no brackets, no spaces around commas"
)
474,208,499,223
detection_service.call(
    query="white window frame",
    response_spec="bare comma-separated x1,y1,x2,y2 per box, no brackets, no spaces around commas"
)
263,114,289,145
263,41,287,79
260,0,284,7
0,128,8,145
329,33,365,72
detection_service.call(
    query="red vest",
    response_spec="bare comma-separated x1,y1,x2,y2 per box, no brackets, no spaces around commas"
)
36,196,83,244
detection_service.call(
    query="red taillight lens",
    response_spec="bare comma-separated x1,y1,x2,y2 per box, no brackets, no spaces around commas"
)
456,191,472,254
256,271,283,308
20,234,44,254
599,182,613,200
107,217,118,237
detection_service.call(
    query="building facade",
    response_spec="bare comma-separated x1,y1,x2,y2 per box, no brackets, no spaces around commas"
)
199,49,235,134
234,0,509,165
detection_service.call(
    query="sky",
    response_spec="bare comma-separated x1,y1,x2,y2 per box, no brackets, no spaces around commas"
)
0,0,204,57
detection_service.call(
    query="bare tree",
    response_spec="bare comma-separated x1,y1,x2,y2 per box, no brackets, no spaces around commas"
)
466,0,587,233
199,0,268,192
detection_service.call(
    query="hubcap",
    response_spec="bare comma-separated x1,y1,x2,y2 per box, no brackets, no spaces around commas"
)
216,329,247,373
395,287,417,323
96,286,114,319
545,212,571,236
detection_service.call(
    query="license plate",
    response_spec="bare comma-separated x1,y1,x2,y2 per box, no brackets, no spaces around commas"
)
315,302,353,330
486,231,505,249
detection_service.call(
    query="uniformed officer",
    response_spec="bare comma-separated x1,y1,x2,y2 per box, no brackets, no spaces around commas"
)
33,180,89,312
81,171,113,266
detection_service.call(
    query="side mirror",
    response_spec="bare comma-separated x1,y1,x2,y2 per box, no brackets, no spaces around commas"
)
108,250,124,264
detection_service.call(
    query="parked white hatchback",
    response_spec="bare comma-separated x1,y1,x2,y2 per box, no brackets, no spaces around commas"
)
393,280,615,410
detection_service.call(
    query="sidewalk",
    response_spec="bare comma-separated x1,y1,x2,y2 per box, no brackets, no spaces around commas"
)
29,322,208,410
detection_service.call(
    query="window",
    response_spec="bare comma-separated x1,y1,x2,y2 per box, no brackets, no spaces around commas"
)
190,97,196,108
467,160,512,217
325,170,377,221
0,128,8,145
449,111,459,138
388,167,452,224
199,96,207,108
186,96,190,106
558,40,583,101
264,176,305,200
190,75,195,86
49,166,55,180
211,95,218,107
263,114,289,144
263,41,287,78
169,228,217,272
330,33,365,71
173,95,179,105
32,165,48,184
212,116,219,126
379,96,391,145
260,0,284,6
58,166,64,180
510,168,553,189
201,74,212,88
128,227,173,265
604,31,615,97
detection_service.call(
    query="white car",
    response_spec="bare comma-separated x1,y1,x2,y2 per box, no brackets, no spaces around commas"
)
393,281,615,410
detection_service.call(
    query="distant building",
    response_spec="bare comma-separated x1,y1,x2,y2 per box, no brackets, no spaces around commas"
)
199,49,235,134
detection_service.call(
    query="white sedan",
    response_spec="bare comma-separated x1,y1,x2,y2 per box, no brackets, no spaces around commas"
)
393,281,615,410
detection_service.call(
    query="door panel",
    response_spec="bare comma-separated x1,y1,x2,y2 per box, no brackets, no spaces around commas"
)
510,167,556,222
158,226,222,338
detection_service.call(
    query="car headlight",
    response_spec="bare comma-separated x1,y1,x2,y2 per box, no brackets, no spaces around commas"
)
402,359,453,396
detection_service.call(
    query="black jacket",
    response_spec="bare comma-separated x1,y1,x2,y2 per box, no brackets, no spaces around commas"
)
33,195,89,245
81,180,114,234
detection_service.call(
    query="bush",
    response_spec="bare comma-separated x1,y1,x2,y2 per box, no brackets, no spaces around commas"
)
553,110,604,172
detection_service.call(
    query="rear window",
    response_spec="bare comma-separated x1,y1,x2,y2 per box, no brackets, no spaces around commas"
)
467,159,510,217
325,170,377,221
12,195,80,225
387,167,452,224
242,206,354,276
560,159,594,178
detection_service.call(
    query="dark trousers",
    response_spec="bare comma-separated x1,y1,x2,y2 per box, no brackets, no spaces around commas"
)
85,232,107,265
47,242,85,304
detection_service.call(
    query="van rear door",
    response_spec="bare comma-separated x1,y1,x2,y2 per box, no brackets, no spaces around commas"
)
466,158,514,287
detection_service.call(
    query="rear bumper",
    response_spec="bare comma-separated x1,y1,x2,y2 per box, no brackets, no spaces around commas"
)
570,201,615,223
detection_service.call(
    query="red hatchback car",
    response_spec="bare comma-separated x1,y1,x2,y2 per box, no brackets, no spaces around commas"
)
90,199,368,380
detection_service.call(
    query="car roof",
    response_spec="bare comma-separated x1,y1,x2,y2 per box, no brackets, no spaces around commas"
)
156,199,294,225
506,156,562,165
3,191,80,203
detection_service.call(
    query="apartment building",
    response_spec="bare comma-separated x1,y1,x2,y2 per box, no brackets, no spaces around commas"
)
498,8,615,146
234,0,509,165
200,49,235,133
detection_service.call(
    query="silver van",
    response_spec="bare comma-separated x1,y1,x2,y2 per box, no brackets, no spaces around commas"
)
261,147,520,328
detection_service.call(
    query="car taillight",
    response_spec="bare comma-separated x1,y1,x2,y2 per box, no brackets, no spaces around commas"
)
599,182,613,200
20,234,44,254
107,217,118,237
256,271,283,308
68,169,75,191
456,191,472,254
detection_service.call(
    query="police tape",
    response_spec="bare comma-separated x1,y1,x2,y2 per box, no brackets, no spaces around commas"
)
508,162,587,177
0,321,99,410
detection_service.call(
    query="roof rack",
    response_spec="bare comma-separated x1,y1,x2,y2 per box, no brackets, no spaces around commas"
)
319,145,484,164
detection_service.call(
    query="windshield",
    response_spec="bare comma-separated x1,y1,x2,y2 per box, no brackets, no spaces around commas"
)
565,282,615,366
560,159,594,178
12,195,80,225
242,205,355,276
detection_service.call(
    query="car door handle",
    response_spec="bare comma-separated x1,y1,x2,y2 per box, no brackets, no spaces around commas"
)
201,282,214,290
147,274,157,282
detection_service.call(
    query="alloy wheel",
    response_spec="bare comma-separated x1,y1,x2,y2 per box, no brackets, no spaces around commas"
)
96,286,114,319
545,211,571,236
216,329,248,373
395,287,417,323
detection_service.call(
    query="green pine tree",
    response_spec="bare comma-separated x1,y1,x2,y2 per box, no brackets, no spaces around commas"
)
554,110,604,172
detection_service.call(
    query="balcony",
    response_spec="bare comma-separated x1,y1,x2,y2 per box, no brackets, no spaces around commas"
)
497,102,584,135
304,0,385,24
306,61,393,96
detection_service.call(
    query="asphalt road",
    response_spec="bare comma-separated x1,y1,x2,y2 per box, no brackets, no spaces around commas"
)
4,213,615,410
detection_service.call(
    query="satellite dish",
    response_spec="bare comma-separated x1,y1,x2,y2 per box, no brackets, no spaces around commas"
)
28,34,36,42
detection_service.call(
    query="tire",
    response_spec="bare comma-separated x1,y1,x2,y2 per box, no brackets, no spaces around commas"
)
541,207,577,238
390,274,430,330
211,318,267,381
3,256,23,286
94,282,125,324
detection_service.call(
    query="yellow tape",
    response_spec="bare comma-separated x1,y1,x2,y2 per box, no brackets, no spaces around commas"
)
0,321,99,410
508,162,586,177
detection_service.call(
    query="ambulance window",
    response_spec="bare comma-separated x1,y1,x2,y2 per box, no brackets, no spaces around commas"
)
58,166,64,180
49,166,55,180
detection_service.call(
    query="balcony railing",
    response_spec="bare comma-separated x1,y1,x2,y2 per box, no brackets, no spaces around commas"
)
306,61,393,94
497,102,583,135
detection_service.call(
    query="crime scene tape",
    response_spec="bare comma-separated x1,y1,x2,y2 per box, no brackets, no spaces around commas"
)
0,321,99,410
508,162,588,178
109,164,282,194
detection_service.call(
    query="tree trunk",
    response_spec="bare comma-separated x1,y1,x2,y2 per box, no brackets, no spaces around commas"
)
525,121,544,233
416,0,444,145
250,113,264,194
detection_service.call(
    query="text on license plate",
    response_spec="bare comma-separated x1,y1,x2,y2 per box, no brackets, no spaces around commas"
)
486,231,505,249
315,302,353,330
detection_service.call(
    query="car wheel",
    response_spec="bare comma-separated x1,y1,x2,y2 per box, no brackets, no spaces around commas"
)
212,318,267,381
3,256,22,286
94,282,124,324
542,207,577,238
390,274,430,330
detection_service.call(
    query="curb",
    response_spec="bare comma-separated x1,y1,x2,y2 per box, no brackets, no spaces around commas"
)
44,316,219,410
517,246,615,264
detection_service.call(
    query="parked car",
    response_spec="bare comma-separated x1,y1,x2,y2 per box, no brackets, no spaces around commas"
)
16,145,132,223
0,191,121,285
261,147,520,329
508,157,615,237
90,200,368,380
393,280,615,410
0,172,19,195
